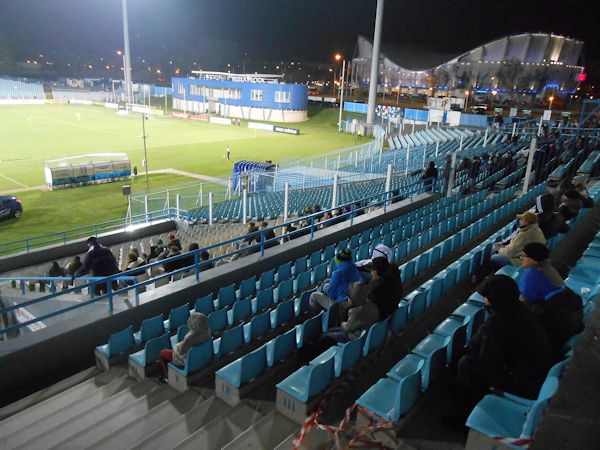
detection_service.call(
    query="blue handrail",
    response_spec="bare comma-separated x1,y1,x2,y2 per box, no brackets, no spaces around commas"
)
0,177,436,336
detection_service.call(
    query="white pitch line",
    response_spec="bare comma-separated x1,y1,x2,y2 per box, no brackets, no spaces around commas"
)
0,173,28,188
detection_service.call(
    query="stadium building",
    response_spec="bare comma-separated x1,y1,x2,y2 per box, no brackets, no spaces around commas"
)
351,33,585,100
171,72,308,122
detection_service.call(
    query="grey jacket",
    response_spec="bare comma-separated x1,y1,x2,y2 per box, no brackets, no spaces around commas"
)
173,312,211,366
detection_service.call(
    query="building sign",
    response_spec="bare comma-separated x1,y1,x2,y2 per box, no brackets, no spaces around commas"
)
191,71,282,84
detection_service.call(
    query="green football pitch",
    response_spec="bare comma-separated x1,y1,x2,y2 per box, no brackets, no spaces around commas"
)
0,104,363,245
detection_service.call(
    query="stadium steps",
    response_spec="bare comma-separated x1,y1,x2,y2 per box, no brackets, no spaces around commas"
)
220,410,300,449
43,84,54,100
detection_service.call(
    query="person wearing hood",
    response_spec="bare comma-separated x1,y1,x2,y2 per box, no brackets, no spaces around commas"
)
457,275,551,401
492,212,546,267
74,237,119,295
422,161,438,192
559,189,583,220
534,193,569,239
159,311,211,379
366,247,403,320
309,248,363,313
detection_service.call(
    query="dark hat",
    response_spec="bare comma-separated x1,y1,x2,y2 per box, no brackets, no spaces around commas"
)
335,248,353,263
563,189,581,200
523,243,550,262
476,275,520,311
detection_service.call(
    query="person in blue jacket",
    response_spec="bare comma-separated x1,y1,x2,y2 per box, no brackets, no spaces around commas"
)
309,248,362,312
518,243,563,304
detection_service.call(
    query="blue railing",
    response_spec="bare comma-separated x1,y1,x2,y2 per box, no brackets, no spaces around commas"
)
0,209,183,257
0,178,437,336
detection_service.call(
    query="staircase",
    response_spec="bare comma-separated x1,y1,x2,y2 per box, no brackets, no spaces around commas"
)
0,368,300,450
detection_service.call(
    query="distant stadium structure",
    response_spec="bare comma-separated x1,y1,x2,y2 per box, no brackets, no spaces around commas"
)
171,72,308,122
351,33,585,100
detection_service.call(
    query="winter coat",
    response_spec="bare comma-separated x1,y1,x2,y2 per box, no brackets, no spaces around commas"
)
75,244,119,277
519,259,563,304
535,194,569,239
559,198,583,220
326,260,363,302
172,312,211,366
497,223,546,266
341,282,380,339
368,263,403,319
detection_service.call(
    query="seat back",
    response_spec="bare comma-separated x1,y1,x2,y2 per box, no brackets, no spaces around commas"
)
294,257,308,274
248,311,270,341
309,251,322,269
277,262,292,282
338,336,363,375
195,294,214,315
240,345,268,384
277,279,293,302
296,271,311,292
256,289,274,311
185,339,214,374
547,357,570,379
167,304,190,331
140,315,165,344
107,325,136,356
273,298,294,328
314,263,328,284
208,308,228,333
363,319,389,356
175,324,189,343
299,312,323,346
231,297,251,324
239,277,256,300
145,333,172,363
308,354,335,398
271,328,297,364
408,290,427,320
259,269,275,290
390,303,408,333
393,355,424,420
521,377,559,438
219,323,244,356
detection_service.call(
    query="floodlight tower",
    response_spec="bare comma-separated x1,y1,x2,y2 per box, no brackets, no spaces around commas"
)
122,0,133,104
366,0,385,125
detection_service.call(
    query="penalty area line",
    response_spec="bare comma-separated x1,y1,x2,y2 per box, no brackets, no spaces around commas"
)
0,173,29,188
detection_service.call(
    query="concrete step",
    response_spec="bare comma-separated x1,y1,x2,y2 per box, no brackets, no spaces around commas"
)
87,390,205,450
171,401,268,450
49,383,180,450
128,395,230,450
12,379,158,450
0,373,134,448
222,410,299,450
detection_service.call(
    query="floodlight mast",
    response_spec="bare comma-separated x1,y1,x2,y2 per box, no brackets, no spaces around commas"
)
122,0,133,104
366,0,385,125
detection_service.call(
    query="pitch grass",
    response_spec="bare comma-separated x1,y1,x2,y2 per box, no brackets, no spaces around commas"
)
0,104,363,245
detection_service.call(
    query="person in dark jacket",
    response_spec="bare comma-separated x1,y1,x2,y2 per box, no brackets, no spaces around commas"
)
422,161,438,192
74,237,119,295
518,243,563,304
47,261,66,278
260,221,278,248
367,257,403,320
559,190,583,220
457,275,552,400
534,193,569,239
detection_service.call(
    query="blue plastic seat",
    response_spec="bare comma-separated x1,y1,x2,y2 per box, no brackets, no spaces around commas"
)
216,345,267,388
134,315,165,345
422,277,444,307
309,250,322,269
254,289,274,313
267,328,297,366
271,298,295,328
403,289,427,320
412,334,450,390
400,260,415,284
243,310,270,343
96,325,136,358
390,303,409,333
294,270,312,293
296,311,323,347
217,284,236,309
312,263,328,285
363,318,389,357
433,316,469,363
309,334,364,377
169,339,214,376
208,308,228,334
238,277,256,300
164,304,190,332
228,297,251,325
295,288,315,316
275,279,293,303
213,323,244,358
129,332,171,368
276,262,292,283
416,253,429,274
466,377,559,444
357,356,423,422
195,294,214,315
293,257,308,276
258,269,275,291
170,324,189,348
453,302,485,341
276,353,335,402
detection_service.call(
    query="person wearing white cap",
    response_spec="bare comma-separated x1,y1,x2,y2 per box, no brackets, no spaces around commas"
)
355,243,393,277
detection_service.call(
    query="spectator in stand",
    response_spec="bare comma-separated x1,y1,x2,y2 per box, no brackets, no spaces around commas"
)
65,256,82,278
558,190,583,220
367,255,403,320
354,201,364,216
181,243,200,269
319,211,332,228
162,244,183,273
125,252,146,275
309,248,363,313
74,237,120,295
575,183,594,208
47,261,66,288
456,275,551,405
146,246,161,263
422,161,438,192
159,312,210,382
282,223,298,242
199,250,214,271
534,193,569,239
443,156,452,190
260,221,277,248
492,212,546,267
243,222,259,245
518,244,563,304
313,205,323,221
167,233,182,250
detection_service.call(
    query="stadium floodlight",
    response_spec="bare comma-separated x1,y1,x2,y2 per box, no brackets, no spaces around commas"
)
334,53,346,132
121,0,133,105
549,95,555,109
141,114,149,190
464,90,470,111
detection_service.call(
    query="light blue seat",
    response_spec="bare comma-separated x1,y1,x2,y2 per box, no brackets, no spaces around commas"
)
293,256,308,276
395,240,407,260
312,263,328,285
267,327,297,367
309,334,364,377
309,250,322,269
170,324,189,348
363,318,389,357
357,355,423,422
258,269,275,291
134,315,165,345
324,244,336,261
422,277,444,307
428,247,441,266
254,289,274,313
433,315,469,362
169,339,214,376
495,265,522,280
294,271,312,294
217,284,236,309
297,311,323,348
275,279,293,303
276,262,292,283
96,325,136,358
213,323,244,358
243,310,271,343
416,253,429,274
390,302,409,333
164,304,190,332
216,345,267,388
129,333,171,368
195,294,214,315
295,288,315,316
453,302,485,341
276,353,335,402
466,377,559,445
208,308,228,334
228,297,251,325
271,298,295,328
238,277,256,300
403,289,427,320
412,334,450,390
400,260,415,284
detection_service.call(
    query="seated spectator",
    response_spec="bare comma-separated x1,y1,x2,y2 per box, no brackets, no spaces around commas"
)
47,261,65,287
518,243,563,305
535,193,569,239
367,256,403,320
162,245,183,273
282,223,297,242
159,312,210,382
575,183,594,208
181,243,199,269
457,275,551,403
309,249,363,313
354,202,365,216
146,245,161,263
154,239,165,254
65,256,82,277
356,243,393,274
558,190,583,220
199,250,214,271
260,222,278,248
129,247,140,258
391,189,402,204
167,233,182,250
422,161,438,192
492,212,546,267
319,211,332,227
313,204,323,221
126,252,146,276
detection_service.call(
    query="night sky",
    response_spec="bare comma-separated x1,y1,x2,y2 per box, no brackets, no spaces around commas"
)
0,0,598,70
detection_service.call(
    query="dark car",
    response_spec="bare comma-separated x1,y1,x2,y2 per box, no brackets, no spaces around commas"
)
0,196,23,220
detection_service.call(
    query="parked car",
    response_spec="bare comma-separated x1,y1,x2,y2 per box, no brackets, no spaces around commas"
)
0,196,23,220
